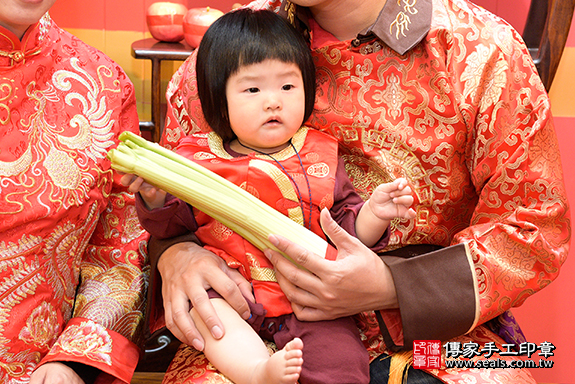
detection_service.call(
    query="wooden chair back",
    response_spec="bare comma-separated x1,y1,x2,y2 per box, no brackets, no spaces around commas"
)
523,0,575,90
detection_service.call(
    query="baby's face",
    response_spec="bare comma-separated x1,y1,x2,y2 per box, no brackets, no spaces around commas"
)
226,59,306,153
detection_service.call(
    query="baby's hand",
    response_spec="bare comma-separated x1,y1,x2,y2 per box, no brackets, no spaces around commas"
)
120,173,167,210
368,178,416,221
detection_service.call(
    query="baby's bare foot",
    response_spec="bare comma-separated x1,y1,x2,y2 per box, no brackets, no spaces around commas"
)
251,338,304,384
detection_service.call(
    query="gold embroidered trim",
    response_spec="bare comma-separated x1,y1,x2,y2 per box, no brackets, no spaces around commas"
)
249,159,304,225
207,132,234,159
249,159,298,200
250,266,277,282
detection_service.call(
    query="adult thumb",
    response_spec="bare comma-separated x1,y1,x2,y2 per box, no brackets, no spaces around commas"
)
319,208,363,260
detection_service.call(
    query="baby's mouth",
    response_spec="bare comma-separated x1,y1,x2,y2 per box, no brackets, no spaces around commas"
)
265,117,281,125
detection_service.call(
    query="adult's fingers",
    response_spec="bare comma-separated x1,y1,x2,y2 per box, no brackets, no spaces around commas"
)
158,242,251,349
227,268,256,304
163,286,206,350
317,207,365,254
158,243,220,349
267,211,341,276
265,245,322,299
29,363,84,384
268,208,399,321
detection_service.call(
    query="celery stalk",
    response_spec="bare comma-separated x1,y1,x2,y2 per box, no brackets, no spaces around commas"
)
107,132,329,264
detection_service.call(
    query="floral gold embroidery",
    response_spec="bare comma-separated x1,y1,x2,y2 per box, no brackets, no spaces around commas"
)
54,59,116,163
1,13,149,381
487,232,537,293
19,302,60,350
43,203,99,319
342,154,392,201
461,44,508,109
0,236,46,368
49,320,113,365
73,260,147,340
120,204,147,244
373,73,411,119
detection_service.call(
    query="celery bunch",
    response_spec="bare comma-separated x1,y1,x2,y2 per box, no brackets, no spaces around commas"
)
107,132,329,264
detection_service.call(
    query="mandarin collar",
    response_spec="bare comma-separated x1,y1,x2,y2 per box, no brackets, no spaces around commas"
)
278,0,431,55
0,13,51,67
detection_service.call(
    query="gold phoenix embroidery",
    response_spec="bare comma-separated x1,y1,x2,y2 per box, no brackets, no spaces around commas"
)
1,57,120,214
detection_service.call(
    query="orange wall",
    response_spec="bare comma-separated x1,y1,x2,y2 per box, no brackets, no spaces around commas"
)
49,1,574,382
50,0,239,31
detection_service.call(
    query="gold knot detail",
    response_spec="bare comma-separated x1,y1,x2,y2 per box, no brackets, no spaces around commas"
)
0,49,41,66
12,51,24,62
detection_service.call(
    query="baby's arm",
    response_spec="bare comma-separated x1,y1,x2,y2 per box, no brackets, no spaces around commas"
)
355,178,416,247
120,173,167,210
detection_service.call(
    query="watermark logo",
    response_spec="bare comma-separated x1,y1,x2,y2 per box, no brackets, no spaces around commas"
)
413,340,442,369
413,341,556,369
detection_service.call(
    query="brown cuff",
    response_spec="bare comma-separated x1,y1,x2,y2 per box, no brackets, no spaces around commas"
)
144,233,201,337
378,243,477,350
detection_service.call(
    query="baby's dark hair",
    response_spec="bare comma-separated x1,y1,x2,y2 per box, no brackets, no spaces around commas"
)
196,8,316,141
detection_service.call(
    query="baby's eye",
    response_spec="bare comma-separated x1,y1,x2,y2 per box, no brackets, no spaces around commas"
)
246,87,259,93
282,84,295,91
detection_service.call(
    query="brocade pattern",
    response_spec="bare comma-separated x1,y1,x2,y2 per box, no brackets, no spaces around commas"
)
159,0,570,382
0,13,149,383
